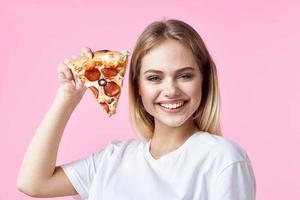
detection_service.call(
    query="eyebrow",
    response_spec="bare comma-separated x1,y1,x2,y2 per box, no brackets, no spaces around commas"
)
143,66,195,74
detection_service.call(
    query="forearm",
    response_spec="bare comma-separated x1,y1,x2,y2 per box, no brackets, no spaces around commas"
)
17,90,79,189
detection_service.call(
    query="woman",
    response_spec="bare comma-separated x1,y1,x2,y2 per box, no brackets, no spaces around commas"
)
17,19,256,200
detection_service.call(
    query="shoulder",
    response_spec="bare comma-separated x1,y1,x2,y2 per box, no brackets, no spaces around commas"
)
201,134,256,197
193,132,251,164
211,133,249,162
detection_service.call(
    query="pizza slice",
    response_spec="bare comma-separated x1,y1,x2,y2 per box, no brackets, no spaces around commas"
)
67,49,130,117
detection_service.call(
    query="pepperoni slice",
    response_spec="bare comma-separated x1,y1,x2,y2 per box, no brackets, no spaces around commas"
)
101,67,118,79
103,81,120,97
100,102,110,113
84,68,101,81
89,86,99,98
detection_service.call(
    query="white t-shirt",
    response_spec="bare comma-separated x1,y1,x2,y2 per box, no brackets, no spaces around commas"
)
61,131,256,200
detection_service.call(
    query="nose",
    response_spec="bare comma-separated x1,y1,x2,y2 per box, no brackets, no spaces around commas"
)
163,79,181,98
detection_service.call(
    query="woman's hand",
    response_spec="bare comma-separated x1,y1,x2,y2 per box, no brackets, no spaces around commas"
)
57,47,93,102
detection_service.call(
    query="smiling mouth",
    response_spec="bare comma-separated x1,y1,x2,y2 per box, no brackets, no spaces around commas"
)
156,100,189,111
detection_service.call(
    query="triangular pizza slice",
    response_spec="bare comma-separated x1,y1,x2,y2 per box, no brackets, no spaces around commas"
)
67,49,130,117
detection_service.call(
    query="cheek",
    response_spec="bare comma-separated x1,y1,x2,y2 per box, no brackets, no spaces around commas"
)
139,82,157,104
187,80,202,102
192,83,202,96
139,85,158,116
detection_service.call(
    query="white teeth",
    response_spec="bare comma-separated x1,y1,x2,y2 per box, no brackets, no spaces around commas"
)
160,101,185,109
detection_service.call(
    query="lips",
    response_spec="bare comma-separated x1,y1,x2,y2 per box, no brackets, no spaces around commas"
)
155,99,190,109
157,99,188,104
156,100,189,113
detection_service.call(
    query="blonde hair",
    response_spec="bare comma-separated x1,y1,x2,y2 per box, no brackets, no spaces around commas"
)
128,19,222,141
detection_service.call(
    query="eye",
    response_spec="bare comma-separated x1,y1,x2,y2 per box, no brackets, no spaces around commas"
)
178,73,193,79
147,76,161,81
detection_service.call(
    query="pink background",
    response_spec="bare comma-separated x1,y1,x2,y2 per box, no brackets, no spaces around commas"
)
1,0,299,199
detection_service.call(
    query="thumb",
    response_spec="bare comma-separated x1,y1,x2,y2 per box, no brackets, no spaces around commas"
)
81,47,93,59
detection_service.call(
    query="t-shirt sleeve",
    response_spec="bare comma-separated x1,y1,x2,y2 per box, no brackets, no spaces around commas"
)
61,143,112,200
211,161,256,200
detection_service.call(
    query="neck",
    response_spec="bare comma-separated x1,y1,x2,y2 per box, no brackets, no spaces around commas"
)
150,117,200,155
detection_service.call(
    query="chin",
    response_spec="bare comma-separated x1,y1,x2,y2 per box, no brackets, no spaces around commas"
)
155,115,190,128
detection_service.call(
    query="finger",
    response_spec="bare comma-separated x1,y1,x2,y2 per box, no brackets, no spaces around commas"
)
58,62,70,72
63,58,72,65
58,71,66,79
58,62,67,73
64,68,74,80
81,47,93,59
58,71,69,84
71,55,78,60
58,63,73,79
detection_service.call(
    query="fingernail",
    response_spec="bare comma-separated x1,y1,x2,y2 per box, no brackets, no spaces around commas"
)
88,53,92,59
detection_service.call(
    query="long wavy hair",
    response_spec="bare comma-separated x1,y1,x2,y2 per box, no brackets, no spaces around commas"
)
128,19,222,141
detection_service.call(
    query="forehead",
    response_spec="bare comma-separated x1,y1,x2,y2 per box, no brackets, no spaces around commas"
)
140,39,198,73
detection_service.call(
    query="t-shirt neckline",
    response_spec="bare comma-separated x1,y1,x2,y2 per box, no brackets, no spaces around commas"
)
145,131,205,162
